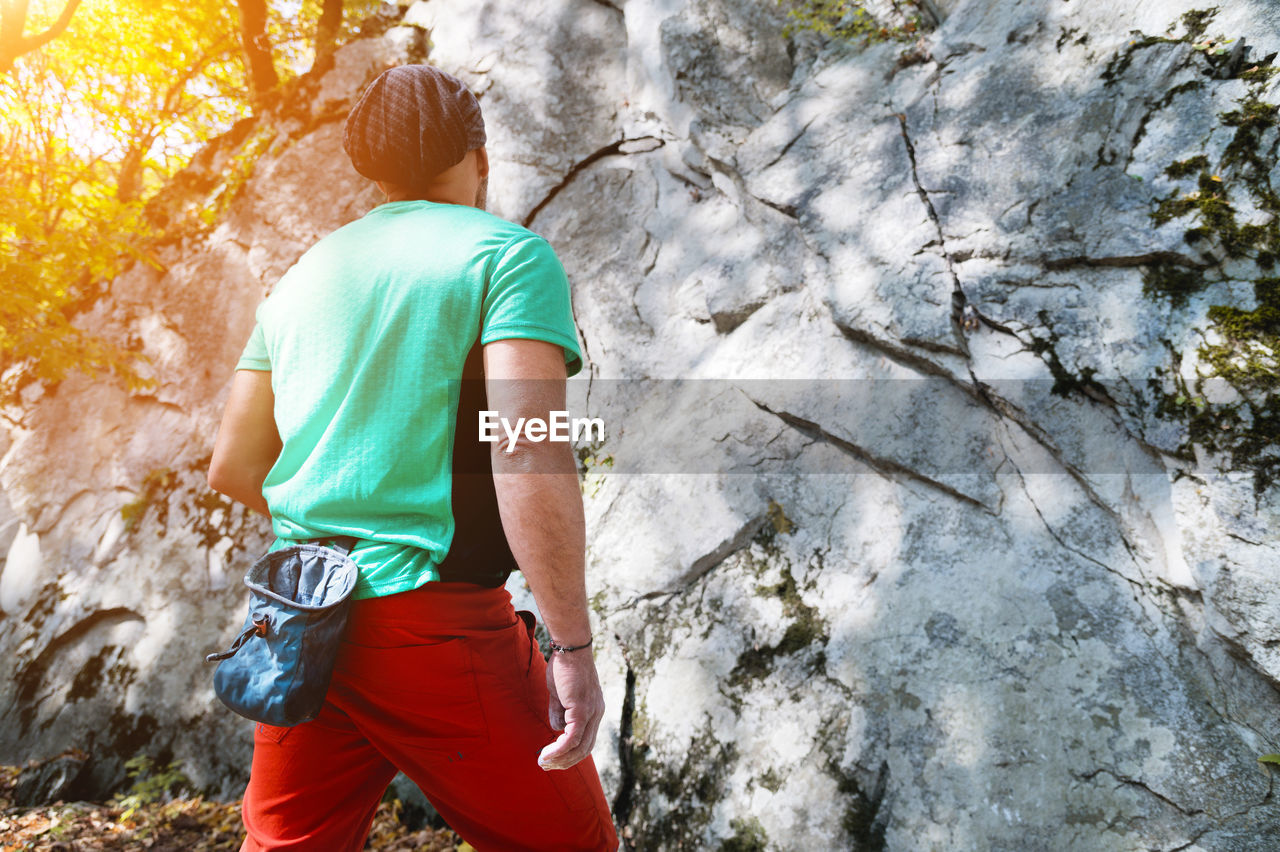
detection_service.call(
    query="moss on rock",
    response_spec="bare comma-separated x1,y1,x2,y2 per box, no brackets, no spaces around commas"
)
1137,9,1280,494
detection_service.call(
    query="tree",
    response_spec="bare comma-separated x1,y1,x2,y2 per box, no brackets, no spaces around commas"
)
272,0,377,77
0,0,82,73
0,61,148,397
236,0,279,102
0,0,376,402
0,0,248,400
314,0,343,61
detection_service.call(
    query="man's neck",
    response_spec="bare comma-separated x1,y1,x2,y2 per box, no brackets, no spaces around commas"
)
383,185,485,210
385,191,464,205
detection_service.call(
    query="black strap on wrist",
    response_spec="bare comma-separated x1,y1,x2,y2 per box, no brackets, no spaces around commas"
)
548,636,593,654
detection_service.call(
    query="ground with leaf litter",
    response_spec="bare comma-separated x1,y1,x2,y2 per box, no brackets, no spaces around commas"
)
0,766,465,851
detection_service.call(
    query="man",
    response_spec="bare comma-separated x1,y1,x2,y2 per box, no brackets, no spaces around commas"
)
207,64,617,851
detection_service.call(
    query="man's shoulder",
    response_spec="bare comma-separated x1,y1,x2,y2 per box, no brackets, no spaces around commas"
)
416,204,552,250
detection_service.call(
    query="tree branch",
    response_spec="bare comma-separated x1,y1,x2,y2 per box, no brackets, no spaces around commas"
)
314,0,342,60
0,0,83,73
235,0,278,103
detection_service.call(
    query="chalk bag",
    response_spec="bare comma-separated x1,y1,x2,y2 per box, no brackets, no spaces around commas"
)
206,537,359,727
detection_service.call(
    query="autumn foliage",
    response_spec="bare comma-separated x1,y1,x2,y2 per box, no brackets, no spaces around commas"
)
0,0,373,403
0,762,464,851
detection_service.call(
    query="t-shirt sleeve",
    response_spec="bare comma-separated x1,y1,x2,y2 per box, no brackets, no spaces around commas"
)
236,321,271,371
481,234,583,377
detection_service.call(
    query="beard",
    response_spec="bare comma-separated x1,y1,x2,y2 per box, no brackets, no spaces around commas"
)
474,174,488,210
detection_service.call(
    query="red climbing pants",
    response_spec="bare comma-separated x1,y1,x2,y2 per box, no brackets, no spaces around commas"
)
238,582,618,851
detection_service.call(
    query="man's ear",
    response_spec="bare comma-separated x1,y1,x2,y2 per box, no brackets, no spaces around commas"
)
474,147,490,179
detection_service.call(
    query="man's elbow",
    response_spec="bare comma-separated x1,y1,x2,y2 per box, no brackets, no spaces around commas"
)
207,462,232,497
207,459,248,501
488,436,577,475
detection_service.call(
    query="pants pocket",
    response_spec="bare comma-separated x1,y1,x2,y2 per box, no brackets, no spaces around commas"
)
511,612,556,726
557,763,604,812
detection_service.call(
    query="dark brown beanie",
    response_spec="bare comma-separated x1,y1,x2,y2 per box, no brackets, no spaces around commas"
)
342,65,486,188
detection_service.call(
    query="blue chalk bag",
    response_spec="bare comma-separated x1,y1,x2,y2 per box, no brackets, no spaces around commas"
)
205,537,359,727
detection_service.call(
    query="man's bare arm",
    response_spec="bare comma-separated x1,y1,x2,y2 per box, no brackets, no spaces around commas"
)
208,370,281,516
483,338,603,771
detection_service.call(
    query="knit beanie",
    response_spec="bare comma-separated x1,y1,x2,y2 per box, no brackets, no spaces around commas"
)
342,65,486,188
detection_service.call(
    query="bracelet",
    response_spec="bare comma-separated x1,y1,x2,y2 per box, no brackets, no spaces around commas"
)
548,636,593,654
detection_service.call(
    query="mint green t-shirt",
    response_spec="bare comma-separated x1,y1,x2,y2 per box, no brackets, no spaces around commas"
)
235,200,582,600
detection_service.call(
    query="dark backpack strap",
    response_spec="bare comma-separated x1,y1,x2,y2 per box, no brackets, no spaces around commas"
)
435,273,519,588
435,339,519,587
310,535,358,556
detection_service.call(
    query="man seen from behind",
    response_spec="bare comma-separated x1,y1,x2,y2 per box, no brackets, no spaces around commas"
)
207,64,618,852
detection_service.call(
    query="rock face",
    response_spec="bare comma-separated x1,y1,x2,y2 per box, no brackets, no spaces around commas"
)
3,0,1280,849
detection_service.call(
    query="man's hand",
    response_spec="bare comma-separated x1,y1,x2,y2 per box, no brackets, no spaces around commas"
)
538,651,605,770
